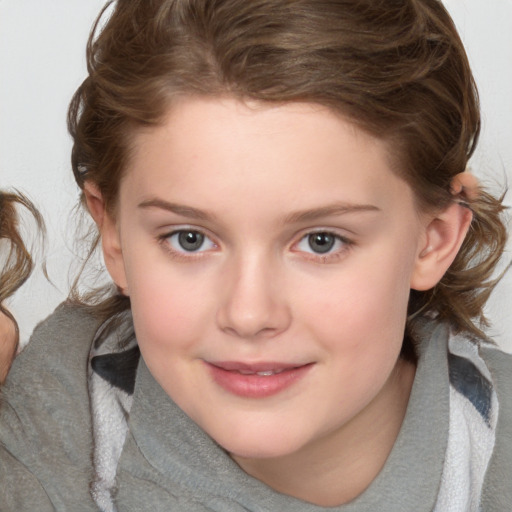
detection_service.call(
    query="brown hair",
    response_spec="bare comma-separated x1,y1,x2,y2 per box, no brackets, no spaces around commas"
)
0,191,44,365
68,0,508,346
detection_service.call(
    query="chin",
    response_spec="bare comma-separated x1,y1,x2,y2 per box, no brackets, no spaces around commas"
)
228,444,290,460
212,425,310,461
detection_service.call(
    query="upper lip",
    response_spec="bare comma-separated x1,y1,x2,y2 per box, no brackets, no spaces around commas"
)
207,361,310,372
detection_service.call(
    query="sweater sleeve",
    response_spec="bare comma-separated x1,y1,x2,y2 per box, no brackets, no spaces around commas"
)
0,303,100,511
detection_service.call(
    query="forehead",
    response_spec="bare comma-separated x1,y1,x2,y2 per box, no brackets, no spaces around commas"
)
121,96,414,216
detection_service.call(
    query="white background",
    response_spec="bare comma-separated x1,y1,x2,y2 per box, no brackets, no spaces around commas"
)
1,0,511,350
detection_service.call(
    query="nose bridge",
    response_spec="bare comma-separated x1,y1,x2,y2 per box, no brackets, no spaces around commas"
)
217,247,290,339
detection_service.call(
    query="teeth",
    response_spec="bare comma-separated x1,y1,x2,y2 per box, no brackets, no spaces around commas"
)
235,369,285,376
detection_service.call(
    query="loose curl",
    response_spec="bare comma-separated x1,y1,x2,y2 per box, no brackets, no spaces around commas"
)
0,191,44,377
68,0,508,350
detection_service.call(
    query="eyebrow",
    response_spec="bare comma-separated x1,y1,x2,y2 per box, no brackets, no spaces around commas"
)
139,197,380,224
138,198,217,221
283,202,381,224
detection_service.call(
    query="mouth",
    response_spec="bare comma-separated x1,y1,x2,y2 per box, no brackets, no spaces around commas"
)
205,361,314,398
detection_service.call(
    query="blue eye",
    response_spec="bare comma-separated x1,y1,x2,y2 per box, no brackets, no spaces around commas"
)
296,232,347,255
167,230,215,253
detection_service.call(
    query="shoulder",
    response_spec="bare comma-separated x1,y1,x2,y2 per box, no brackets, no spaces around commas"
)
479,340,512,390
478,342,512,508
4,301,99,401
424,325,512,509
446,330,512,508
0,302,101,510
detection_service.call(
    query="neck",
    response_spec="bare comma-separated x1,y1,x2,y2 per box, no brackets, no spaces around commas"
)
232,358,416,507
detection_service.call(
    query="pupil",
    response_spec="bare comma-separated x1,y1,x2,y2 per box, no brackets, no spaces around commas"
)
308,233,335,254
178,231,204,251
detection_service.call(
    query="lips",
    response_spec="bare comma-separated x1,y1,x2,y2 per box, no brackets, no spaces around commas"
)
206,361,313,398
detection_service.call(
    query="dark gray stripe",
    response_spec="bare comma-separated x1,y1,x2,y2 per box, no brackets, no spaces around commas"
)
448,352,493,426
91,345,140,395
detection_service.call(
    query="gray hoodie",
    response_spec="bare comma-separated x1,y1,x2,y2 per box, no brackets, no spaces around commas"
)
1,304,511,511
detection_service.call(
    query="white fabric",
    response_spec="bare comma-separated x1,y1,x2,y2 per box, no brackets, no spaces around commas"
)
88,317,499,511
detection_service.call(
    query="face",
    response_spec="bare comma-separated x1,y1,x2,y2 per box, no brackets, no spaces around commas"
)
108,97,429,462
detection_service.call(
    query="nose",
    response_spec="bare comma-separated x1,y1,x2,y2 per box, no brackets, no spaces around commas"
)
216,254,291,340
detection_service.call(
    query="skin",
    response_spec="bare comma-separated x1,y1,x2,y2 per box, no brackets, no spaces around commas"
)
87,97,471,506
0,308,17,384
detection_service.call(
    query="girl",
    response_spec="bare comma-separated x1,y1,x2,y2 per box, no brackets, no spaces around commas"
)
1,0,510,510
0,192,42,383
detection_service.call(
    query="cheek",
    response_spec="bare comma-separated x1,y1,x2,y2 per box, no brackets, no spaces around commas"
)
294,249,415,375
303,257,412,331
124,250,212,354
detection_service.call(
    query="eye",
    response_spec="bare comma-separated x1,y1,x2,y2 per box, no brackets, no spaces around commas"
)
166,229,216,253
295,231,349,255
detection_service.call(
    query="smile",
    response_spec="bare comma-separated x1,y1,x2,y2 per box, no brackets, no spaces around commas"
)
205,361,314,398
237,369,285,376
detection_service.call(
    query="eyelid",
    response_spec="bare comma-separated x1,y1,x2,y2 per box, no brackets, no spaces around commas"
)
158,225,219,258
290,228,354,262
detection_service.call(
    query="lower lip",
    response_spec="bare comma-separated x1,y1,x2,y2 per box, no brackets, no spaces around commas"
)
206,363,313,398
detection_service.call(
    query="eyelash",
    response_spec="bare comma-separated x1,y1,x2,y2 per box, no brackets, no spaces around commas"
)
291,231,354,263
158,228,218,261
157,227,354,263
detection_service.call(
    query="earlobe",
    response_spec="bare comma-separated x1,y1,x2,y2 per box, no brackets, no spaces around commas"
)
410,203,473,291
83,181,129,295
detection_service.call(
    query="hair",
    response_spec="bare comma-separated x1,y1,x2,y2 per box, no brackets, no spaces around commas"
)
0,191,44,357
68,0,508,354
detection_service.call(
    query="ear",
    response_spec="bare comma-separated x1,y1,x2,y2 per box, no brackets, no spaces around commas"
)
83,182,129,295
410,202,473,291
